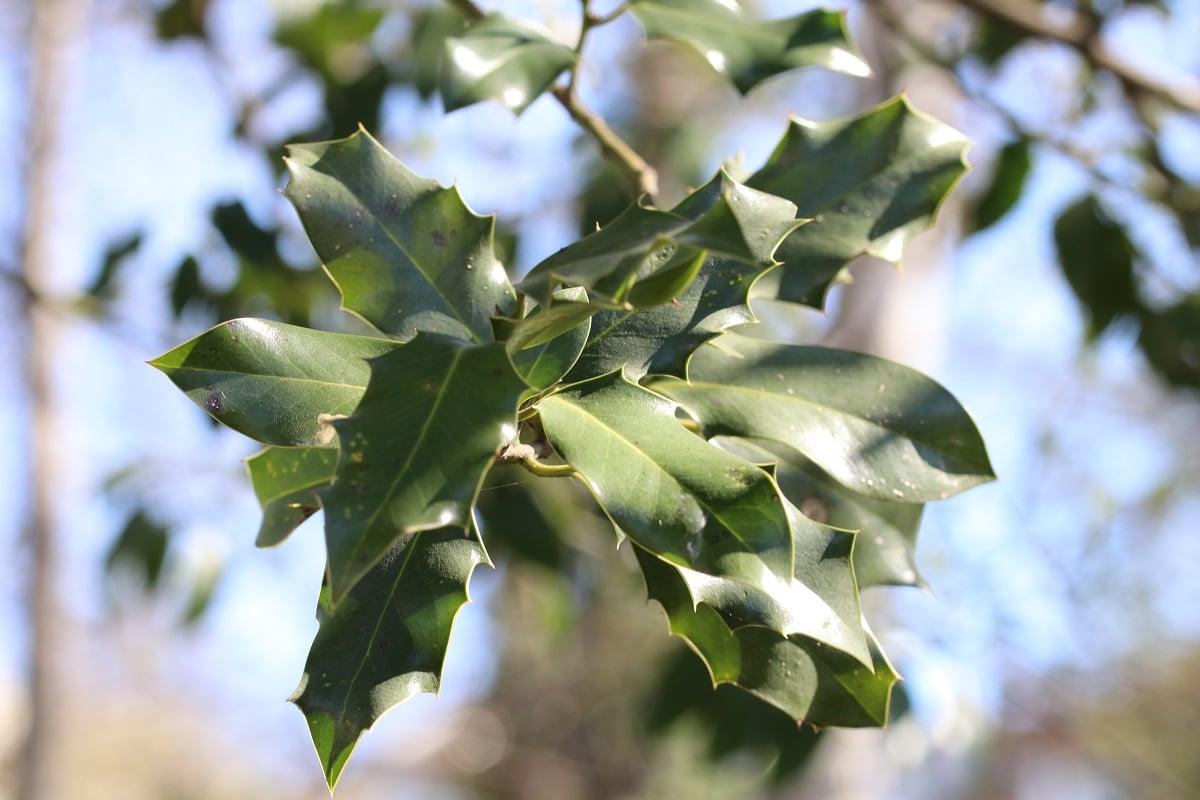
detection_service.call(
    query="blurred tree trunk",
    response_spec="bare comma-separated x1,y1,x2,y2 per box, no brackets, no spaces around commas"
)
17,0,89,798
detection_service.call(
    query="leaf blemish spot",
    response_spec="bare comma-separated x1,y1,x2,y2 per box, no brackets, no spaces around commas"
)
432,230,448,246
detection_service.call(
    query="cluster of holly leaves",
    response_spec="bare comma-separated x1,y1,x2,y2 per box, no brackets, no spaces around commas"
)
150,2,993,790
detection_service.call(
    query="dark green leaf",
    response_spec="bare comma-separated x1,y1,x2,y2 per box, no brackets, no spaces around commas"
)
1053,195,1140,336
87,231,142,299
638,546,898,726
169,256,202,317
714,438,927,589
775,454,926,590
537,372,794,593
971,138,1031,233
442,13,575,114
274,2,385,83
634,494,870,664
563,256,762,380
749,96,969,307
105,511,169,591
405,6,468,99
321,336,525,603
628,1,869,93
646,647,824,784
246,447,338,548
520,170,799,307
155,0,209,40
283,128,517,342
149,319,397,447
652,334,994,501
1139,293,1200,390
508,288,593,389
292,526,490,790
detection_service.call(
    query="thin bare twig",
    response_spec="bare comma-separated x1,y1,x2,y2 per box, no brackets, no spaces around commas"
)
444,0,658,198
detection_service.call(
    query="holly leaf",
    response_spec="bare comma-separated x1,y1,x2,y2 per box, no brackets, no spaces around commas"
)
321,336,525,603
520,170,799,307
246,447,338,548
563,256,762,381
292,525,490,791
283,127,517,342
652,334,994,502
557,171,800,380
714,438,926,589
748,96,969,307
775,453,926,590
638,546,899,726
628,1,869,93
635,496,870,664
537,372,794,594
149,319,397,447
442,13,575,114
971,138,1031,233
508,288,593,389
1053,195,1140,337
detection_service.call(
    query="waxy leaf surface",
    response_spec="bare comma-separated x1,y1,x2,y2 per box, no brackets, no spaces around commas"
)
520,170,798,307
150,318,396,447
508,287,592,389
284,128,516,342
538,372,793,592
247,447,338,548
749,97,968,306
654,335,993,501
322,336,524,603
638,547,897,726
716,437,926,589
636,496,869,664
442,13,575,114
292,526,489,790
628,1,868,93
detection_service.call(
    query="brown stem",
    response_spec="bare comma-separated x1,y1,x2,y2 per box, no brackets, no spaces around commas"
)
443,0,658,199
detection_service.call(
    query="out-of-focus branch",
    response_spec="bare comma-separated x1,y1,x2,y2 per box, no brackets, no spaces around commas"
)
956,0,1200,114
868,0,1173,198
17,0,89,797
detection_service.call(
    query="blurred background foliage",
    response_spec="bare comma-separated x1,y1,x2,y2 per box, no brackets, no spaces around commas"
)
3,0,1199,798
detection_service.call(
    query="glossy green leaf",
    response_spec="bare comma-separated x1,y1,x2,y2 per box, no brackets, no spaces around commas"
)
651,334,994,501
556,171,800,380
715,437,926,589
971,138,1031,233
283,128,517,342
635,496,869,664
1053,195,1140,337
246,447,338,548
564,256,762,381
520,170,799,307
292,526,490,790
442,13,575,114
775,455,926,590
749,96,969,307
322,336,525,603
628,1,869,94
508,287,593,389
149,319,397,447
538,372,794,592
638,547,898,726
